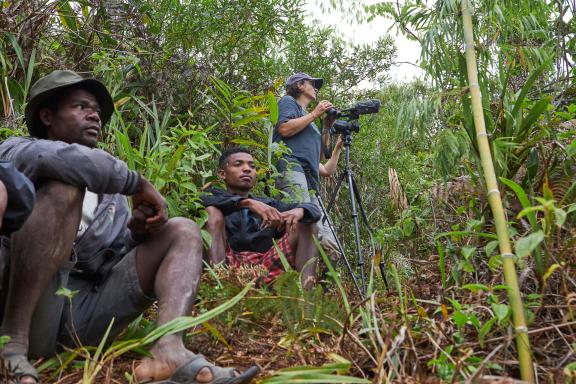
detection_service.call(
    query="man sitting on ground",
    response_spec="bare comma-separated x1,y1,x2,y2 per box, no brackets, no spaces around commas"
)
203,147,320,288
0,70,258,384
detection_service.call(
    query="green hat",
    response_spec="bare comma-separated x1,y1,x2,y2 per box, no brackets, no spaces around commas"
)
25,70,114,138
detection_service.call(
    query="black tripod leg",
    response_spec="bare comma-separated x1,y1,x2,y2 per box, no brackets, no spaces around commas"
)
345,169,366,295
316,196,362,296
325,170,346,215
350,175,388,289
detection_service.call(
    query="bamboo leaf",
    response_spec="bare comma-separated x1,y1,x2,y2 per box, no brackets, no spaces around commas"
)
6,34,24,70
57,0,79,32
510,62,546,122
518,97,550,139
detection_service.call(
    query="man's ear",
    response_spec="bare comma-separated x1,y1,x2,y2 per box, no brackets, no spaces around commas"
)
217,168,226,181
38,108,53,128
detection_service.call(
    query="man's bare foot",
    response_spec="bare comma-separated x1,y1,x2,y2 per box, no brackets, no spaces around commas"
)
133,341,221,383
15,375,37,384
1,338,38,383
0,352,38,384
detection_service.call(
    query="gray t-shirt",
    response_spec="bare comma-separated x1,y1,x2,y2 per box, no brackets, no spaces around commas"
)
273,95,321,190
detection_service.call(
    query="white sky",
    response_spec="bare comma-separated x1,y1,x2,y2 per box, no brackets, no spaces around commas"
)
304,0,424,84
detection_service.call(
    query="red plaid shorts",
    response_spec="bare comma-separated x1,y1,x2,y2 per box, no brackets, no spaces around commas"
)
226,234,294,286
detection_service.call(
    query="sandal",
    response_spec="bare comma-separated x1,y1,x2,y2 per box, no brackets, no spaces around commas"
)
156,354,260,384
0,353,39,384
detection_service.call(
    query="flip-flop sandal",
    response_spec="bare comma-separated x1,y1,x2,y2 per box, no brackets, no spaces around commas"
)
1,353,39,383
154,354,260,384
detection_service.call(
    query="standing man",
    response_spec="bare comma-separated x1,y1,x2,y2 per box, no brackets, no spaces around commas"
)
273,72,342,255
203,147,320,288
0,70,258,384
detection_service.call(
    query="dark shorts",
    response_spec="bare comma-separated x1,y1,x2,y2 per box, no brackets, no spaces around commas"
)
226,234,294,286
28,247,154,357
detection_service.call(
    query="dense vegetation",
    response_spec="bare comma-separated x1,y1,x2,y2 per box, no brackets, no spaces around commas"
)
0,0,575,382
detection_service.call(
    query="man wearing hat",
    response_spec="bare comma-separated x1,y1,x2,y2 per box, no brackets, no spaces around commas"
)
0,70,258,384
273,72,342,257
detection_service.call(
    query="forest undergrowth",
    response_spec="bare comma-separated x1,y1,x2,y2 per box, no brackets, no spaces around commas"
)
31,185,576,383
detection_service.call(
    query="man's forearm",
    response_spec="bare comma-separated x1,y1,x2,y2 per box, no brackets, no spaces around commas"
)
202,190,245,214
2,138,140,195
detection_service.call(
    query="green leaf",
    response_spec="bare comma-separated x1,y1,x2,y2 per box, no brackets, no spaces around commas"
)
267,91,278,125
484,240,499,257
518,97,550,137
453,310,467,328
500,177,538,229
510,62,547,124
459,260,475,273
554,207,567,227
0,335,10,349
542,263,561,284
402,219,415,236
478,317,497,348
462,283,489,293
55,286,79,299
57,0,79,32
567,139,576,157
491,303,510,323
514,230,544,258
461,245,476,260
273,239,292,272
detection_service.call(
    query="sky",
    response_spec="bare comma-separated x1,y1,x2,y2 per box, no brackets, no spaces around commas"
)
304,0,425,83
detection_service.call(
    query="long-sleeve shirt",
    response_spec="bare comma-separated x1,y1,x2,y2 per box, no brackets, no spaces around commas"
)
0,137,141,195
0,136,139,273
201,188,321,253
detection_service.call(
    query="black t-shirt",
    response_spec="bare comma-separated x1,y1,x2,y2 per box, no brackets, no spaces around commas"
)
273,95,321,191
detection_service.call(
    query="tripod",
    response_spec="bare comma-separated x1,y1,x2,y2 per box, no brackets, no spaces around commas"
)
323,129,388,296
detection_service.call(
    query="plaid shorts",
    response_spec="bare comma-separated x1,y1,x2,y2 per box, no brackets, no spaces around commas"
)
226,234,294,286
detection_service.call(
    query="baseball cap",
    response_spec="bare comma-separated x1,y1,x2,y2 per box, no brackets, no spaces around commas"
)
286,72,323,90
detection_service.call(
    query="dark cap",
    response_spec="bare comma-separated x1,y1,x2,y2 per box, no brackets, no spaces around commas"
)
286,72,323,90
25,70,114,138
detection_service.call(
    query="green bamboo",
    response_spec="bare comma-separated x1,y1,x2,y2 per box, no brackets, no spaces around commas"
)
460,1,535,382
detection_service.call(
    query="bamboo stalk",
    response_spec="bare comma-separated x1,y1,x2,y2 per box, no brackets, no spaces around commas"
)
460,1,535,383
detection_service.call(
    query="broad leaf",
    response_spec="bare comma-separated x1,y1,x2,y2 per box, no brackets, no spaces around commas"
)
514,230,544,258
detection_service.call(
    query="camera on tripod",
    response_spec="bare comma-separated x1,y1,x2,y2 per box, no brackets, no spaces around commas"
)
319,98,385,296
325,99,381,135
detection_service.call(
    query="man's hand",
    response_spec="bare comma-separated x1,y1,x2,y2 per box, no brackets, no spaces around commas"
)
128,205,153,237
241,199,283,230
312,100,333,119
280,208,304,234
130,177,168,233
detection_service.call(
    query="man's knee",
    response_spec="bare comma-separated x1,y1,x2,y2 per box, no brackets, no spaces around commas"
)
289,222,317,248
161,217,201,243
205,206,225,231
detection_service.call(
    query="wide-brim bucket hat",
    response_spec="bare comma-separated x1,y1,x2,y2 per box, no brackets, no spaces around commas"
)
25,70,114,138
286,72,323,90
